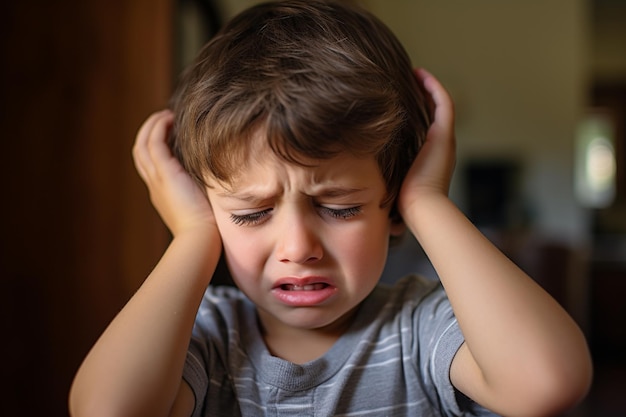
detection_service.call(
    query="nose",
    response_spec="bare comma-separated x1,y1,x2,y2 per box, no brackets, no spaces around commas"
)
275,212,323,264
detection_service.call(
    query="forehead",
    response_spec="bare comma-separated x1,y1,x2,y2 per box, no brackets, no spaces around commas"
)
206,129,384,195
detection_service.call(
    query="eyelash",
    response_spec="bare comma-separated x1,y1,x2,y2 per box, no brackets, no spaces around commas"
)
320,206,362,220
229,206,363,226
230,209,272,226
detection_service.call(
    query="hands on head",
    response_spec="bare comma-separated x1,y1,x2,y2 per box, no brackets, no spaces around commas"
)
397,69,456,222
133,69,457,240
132,110,217,237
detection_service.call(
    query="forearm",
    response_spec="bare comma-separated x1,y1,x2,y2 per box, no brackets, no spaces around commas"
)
405,195,592,414
69,231,220,417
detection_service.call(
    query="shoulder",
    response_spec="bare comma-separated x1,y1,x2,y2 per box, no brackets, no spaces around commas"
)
360,275,457,351
370,276,464,384
202,284,248,302
183,286,251,417
197,285,251,315
184,285,255,406
374,274,447,311
192,285,254,335
388,277,499,415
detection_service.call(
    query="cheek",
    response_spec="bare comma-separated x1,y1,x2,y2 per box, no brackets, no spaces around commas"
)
332,219,391,275
218,224,269,281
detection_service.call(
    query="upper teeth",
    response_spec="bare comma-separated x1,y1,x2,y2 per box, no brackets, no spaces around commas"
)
283,284,324,291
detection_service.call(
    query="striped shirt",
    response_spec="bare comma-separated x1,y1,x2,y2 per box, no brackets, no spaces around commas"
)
183,275,498,416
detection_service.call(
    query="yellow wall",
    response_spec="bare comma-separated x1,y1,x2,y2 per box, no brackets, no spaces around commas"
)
365,0,591,242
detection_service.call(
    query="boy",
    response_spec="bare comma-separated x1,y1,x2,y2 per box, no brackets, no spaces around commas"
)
69,1,592,416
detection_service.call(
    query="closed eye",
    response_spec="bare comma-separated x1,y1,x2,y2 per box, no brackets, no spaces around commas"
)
319,205,362,220
230,209,272,226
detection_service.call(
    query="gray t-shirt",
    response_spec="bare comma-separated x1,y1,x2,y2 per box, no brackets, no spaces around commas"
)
183,275,498,416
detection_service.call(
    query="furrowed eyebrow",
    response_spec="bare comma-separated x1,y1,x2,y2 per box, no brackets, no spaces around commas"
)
305,187,366,198
216,192,272,203
217,186,367,202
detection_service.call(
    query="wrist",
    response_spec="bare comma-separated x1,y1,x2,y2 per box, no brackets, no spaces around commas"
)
169,213,219,240
401,193,456,236
172,224,221,250
167,226,222,282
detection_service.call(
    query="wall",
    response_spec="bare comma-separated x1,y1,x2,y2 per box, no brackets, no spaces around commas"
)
364,0,592,244
593,0,626,82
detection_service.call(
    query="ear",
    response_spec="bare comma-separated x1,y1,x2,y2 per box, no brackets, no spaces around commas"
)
389,217,407,237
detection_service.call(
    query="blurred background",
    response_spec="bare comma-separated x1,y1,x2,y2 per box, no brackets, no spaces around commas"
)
1,0,624,415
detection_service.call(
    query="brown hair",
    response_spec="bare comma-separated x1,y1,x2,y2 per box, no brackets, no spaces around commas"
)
171,0,430,217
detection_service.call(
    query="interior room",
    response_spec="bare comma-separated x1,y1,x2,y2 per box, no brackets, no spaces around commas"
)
1,0,624,415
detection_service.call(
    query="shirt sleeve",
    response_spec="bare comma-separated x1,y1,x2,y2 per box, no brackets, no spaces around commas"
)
183,339,209,417
410,278,499,416
181,285,243,417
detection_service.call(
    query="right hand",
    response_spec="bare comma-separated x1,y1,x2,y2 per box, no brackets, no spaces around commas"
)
133,110,217,237
397,69,456,222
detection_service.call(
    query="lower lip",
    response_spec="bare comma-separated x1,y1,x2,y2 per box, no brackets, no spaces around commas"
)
271,285,337,306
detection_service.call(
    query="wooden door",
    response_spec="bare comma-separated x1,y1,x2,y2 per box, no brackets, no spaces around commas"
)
1,1,172,415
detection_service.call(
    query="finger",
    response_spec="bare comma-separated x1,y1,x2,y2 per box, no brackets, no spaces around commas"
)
414,68,455,131
133,110,173,180
133,111,169,181
145,110,176,171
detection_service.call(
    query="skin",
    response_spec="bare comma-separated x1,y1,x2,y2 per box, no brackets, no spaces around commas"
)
207,140,403,363
68,70,592,417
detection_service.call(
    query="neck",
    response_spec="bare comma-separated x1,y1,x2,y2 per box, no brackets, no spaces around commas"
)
256,308,357,364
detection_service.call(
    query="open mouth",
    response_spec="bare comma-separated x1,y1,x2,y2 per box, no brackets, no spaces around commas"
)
280,283,329,291
271,276,337,306
272,280,336,306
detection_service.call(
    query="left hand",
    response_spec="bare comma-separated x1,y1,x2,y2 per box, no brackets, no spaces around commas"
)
397,69,457,219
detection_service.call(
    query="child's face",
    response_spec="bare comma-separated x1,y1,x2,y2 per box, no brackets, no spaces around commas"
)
206,133,396,337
